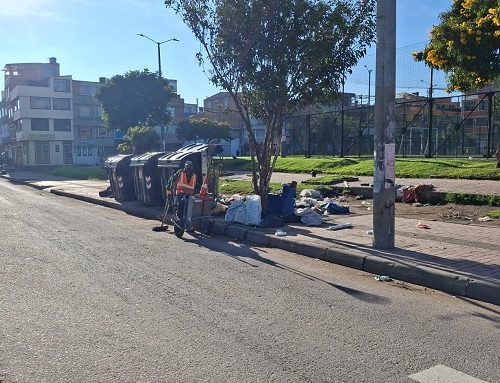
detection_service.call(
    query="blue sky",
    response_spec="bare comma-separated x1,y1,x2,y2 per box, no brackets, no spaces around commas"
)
0,0,454,105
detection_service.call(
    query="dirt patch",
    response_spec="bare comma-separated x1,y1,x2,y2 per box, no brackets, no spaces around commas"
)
347,197,500,227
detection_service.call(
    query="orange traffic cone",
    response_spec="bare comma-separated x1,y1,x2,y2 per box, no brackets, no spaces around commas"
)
199,176,209,200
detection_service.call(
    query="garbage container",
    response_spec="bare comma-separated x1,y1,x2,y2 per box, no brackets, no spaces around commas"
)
104,154,136,202
130,152,165,205
158,144,209,193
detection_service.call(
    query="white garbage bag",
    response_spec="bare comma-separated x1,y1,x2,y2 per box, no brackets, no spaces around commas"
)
245,194,262,226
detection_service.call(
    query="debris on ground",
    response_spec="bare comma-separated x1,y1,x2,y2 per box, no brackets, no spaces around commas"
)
326,223,353,231
478,216,493,222
402,184,435,203
366,229,373,235
375,275,392,282
295,207,324,226
299,189,322,198
416,221,431,229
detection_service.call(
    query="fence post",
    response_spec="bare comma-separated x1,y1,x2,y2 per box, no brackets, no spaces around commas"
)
306,114,311,158
426,67,434,157
487,92,493,158
340,80,345,157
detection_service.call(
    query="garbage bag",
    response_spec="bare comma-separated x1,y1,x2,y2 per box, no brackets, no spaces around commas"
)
245,194,262,226
301,212,323,226
299,189,322,198
225,199,244,222
326,202,350,214
234,206,248,224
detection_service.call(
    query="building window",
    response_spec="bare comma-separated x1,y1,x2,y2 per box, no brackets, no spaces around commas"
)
78,127,93,139
30,97,51,110
13,98,20,111
31,118,50,131
54,79,70,92
53,98,71,110
15,119,23,132
54,119,72,131
96,127,111,138
79,83,96,96
76,105,98,119
35,142,50,164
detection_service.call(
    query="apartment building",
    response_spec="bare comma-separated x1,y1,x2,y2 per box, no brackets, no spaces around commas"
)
1,58,118,166
72,79,117,165
1,58,74,166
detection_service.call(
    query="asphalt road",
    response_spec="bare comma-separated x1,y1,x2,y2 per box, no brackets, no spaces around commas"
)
1,179,499,383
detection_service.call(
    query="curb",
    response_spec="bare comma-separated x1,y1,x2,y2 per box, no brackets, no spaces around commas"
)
3,174,499,307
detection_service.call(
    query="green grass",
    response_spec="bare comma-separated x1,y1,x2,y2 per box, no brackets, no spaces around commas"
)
218,179,282,195
442,193,500,206
47,166,108,180
223,157,500,180
487,209,500,218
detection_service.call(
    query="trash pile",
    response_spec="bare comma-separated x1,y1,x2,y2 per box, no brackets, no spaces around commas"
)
220,187,351,228
397,184,435,203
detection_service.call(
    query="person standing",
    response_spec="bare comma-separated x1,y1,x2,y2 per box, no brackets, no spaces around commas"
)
167,160,199,230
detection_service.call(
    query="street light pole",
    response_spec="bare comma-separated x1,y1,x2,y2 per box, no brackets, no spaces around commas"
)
137,34,179,152
364,65,372,106
137,34,179,79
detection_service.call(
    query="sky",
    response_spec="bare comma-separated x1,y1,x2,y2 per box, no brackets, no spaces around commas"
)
0,0,455,105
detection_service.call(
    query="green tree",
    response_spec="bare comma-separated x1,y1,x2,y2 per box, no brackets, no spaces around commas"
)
413,0,500,92
165,0,376,211
117,125,160,154
177,118,232,143
96,69,173,132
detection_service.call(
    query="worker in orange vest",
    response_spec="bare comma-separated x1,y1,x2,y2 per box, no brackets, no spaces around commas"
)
167,160,199,230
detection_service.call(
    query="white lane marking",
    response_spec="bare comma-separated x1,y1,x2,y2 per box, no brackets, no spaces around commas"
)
409,365,490,383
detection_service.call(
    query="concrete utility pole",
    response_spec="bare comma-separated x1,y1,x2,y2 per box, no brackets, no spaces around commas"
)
373,0,396,249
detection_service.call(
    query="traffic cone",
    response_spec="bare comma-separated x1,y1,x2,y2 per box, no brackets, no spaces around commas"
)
199,176,209,200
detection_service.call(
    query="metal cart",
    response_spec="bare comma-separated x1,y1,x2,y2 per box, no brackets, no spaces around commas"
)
170,192,216,238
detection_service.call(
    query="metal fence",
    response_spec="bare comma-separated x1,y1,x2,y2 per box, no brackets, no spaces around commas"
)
282,90,500,158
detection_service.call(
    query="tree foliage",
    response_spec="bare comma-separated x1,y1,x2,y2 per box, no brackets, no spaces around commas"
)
177,117,232,142
96,69,173,132
413,0,500,91
117,125,160,155
165,0,376,210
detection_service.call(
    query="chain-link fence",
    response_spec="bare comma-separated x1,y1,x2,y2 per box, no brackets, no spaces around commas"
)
282,90,500,158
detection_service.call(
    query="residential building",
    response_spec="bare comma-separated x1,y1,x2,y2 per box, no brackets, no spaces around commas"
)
1,58,118,166
2,58,74,166
72,79,116,165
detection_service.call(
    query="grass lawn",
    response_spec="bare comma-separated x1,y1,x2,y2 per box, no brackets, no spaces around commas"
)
487,209,500,218
218,179,282,195
223,157,500,180
47,166,108,180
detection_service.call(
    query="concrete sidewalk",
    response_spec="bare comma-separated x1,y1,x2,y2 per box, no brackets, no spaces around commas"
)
1,169,499,306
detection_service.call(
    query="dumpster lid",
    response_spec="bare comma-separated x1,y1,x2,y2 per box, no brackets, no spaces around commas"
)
104,154,133,168
130,152,165,166
158,144,209,168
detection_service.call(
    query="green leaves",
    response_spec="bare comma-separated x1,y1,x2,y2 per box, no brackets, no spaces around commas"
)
413,0,500,92
118,125,160,154
95,70,174,132
177,117,232,142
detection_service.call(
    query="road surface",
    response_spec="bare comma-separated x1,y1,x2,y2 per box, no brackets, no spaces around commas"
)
1,178,498,382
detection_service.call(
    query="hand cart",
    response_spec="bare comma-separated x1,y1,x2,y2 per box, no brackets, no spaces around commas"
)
171,192,215,238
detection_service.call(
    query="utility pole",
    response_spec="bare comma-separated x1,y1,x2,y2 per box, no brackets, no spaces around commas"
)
373,0,396,249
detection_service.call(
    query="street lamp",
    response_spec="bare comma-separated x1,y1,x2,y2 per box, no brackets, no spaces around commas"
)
364,65,372,106
137,34,179,79
137,34,179,152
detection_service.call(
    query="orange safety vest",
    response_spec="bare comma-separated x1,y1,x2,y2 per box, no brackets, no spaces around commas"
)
176,171,197,195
